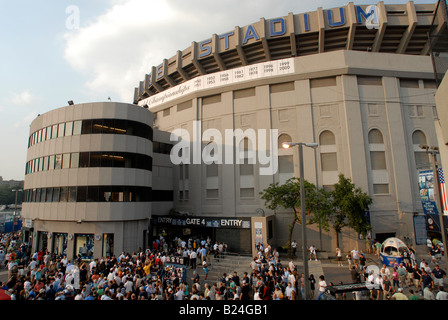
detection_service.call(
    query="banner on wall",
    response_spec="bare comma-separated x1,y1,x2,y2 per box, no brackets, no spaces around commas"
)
418,170,439,215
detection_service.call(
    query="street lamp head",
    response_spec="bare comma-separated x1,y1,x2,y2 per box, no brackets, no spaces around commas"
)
282,142,318,149
305,143,319,149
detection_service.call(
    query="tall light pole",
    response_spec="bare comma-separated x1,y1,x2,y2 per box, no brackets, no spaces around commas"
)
282,141,318,300
11,188,22,233
419,144,448,266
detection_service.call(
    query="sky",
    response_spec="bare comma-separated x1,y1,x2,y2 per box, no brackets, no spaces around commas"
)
0,0,437,180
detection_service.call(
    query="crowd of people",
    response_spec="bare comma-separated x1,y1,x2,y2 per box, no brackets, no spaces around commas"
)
0,232,447,300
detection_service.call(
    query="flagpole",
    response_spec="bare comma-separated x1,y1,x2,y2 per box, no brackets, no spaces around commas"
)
431,152,448,266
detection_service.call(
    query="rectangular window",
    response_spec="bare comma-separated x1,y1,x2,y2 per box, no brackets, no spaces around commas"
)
370,151,387,170
79,152,89,168
270,82,294,93
46,188,53,202
73,120,82,135
40,188,46,202
206,189,219,199
240,188,255,198
87,186,99,202
81,120,92,134
49,155,55,170
59,187,68,202
234,87,255,99
358,76,382,86
177,100,193,111
310,76,336,88
54,154,63,170
202,94,221,105
416,105,424,117
321,153,338,171
70,153,79,168
62,153,71,169
43,156,49,171
35,188,41,202
42,127,47,141
400,78,419,88
52,124,58,139
279,155,294,185
415,152,429,167
373,184,389,194
52,187,60,202
68,187,77,202
58,123,65,137
368,104,379,116
76,186,87,202
65,121,73,136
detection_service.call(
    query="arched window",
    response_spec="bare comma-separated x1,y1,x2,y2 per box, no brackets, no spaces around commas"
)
319,131,337,172
413,130,429,167
319,130,336,146
278,133,292,149
368,129,384,144
412,130,427,145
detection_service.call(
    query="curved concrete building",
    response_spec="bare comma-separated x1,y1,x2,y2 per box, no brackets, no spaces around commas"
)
22,102,153,259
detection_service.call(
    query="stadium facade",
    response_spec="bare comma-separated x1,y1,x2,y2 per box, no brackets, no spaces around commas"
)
22,2,448,259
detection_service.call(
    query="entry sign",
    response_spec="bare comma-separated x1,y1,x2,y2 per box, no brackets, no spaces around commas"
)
154,216,250,229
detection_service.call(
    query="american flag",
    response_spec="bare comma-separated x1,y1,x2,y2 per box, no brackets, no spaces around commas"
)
438,168,448,215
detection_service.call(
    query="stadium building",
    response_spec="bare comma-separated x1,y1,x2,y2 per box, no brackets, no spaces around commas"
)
22,2,448,259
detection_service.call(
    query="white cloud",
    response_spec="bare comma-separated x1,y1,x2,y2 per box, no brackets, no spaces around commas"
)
63,0,314,102
11,90,37,106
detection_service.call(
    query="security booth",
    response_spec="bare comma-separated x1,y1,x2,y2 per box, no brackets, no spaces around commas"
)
379,237,411,267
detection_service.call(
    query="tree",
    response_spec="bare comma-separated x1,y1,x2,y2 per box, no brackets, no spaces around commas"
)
307,187,333,250
0,185,21,205
260,177,317,257
331,174,373,249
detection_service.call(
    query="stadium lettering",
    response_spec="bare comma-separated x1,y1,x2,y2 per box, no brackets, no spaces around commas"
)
148,5,380,86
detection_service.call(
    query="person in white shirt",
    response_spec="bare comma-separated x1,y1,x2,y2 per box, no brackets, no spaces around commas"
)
89,259,97,273
351,248,360,264
336,248,343,267
380,265,391,279
309,245,317,261
317,275,327,300
285,282,295,300
124,278,134,293
174,286,184,300
288,259,296,271
436,286,448,300
28,259,37,271
423,286,436,300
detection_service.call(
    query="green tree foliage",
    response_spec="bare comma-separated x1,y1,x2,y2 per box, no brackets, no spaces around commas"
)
0,185,23,205
260,173,373,253
260,177,326,256
331,174,372,248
